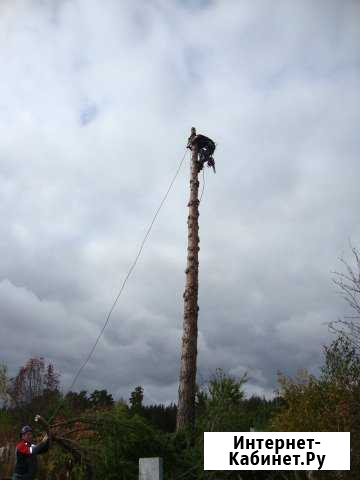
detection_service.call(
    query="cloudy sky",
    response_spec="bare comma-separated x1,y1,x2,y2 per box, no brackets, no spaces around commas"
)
1,0,360,404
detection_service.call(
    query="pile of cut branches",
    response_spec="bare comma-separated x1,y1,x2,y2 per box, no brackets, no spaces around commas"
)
35,414,99,477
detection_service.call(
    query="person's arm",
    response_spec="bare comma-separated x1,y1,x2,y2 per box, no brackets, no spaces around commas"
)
31,434,50,455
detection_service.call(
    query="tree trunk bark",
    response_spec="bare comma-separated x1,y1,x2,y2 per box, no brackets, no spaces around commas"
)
176,140,200,431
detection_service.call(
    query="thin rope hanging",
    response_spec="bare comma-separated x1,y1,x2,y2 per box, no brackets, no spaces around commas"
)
199,168,205,203
48,148,187,423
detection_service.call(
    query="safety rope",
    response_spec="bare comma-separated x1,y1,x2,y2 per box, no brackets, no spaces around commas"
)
199,168,205,203
48,148,188,423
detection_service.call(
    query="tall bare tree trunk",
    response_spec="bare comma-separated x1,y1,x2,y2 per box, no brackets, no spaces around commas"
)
176,133,200,431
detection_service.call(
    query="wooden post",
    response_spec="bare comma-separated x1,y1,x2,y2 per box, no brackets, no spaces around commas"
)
176,128,200,431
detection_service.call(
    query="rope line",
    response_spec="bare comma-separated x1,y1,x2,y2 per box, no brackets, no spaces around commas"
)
199,167,205,203
48,148,188,423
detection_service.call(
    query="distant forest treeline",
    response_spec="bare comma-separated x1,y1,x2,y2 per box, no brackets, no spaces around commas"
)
0,335,359,479
1,248,360,479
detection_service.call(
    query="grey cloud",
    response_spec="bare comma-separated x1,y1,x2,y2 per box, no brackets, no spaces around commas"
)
0,0,359,404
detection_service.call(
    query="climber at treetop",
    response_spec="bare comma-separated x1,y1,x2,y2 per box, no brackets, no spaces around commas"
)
187,127,216,173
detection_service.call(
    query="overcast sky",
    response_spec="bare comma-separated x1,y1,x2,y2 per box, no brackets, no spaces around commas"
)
1,0,360,404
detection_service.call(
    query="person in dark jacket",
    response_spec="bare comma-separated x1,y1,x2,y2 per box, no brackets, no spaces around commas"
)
12,424,50,480
187,128,216,173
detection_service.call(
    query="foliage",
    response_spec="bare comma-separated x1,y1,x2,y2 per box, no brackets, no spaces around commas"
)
90,389,114,409
61,389,114,416
141,403,177,432
331,244,360,353
0,408,13,442
128,385,177,432
0,363,11,406
322,335,360,389
6,357,61,424
3,350,356,480
242,395,282,432
273,335,360,479
64,390,92,413
75,404,167,480
9,357,60,405
37,369,281,480
170,371,288,480
129,385,144,414
196,368,248,432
